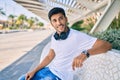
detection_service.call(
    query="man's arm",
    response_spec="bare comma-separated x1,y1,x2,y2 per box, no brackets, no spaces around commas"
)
88,39,112,55
26,49,55,80
33,49,55,72
72,39,112,70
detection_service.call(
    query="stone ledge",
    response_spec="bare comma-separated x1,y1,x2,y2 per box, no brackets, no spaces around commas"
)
74,50,120,80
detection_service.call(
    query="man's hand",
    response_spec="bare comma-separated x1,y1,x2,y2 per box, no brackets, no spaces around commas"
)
26,70,36,80
72,54,87,70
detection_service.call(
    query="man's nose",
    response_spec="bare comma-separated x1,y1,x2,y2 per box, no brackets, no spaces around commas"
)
56,20,61,25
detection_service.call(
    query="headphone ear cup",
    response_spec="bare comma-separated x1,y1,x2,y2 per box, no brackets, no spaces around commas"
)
60,32,67,40
54,32,60,40
54,27,70,40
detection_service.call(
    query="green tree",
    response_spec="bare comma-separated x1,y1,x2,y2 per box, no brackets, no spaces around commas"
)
109,12,120,29
71,20,85,31
38,22,44,27
8,14,16,28
17,14,27,29
27,17,35,28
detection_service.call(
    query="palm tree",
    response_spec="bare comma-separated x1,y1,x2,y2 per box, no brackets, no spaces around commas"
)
0,8,5,16
8,14,16,27
27,17,35,28
17,14,27,29
0,8,6,29
34,17,39,27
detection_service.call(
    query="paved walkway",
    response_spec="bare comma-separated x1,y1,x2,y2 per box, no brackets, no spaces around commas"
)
0,29,53,80
0,29,53,71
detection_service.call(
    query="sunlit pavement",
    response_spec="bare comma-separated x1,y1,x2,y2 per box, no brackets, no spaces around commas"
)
0,29,53,71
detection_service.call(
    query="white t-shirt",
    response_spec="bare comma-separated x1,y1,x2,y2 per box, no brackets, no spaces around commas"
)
49,29,97,80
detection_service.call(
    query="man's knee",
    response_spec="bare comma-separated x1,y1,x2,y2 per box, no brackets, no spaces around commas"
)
42,76,59,80
18,75,26,80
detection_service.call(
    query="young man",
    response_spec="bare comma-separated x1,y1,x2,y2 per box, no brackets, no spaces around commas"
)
18,7,112,80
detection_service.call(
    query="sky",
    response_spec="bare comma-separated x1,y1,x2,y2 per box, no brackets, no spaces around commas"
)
0,0,47,24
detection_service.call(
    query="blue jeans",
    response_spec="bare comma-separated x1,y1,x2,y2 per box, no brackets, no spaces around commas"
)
18,67,61,80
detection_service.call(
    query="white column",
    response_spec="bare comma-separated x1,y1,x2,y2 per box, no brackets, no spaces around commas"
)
90,0,120,33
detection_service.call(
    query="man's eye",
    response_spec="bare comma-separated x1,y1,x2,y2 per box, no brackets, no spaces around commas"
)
60,17,63,20
52,20,56,22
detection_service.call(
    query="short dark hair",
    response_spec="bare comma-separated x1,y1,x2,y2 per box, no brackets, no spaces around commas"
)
48,7,66,20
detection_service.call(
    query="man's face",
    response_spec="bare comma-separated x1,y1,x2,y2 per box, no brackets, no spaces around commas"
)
50,13,68,34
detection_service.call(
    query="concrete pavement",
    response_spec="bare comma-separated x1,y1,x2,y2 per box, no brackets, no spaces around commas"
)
0,35,51,80
0,29,53,71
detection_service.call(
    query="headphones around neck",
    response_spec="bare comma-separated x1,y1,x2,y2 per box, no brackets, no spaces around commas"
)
54,28,70,40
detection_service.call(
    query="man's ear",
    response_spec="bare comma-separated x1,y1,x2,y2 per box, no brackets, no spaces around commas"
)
66,17,68,22
65,17,68,25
